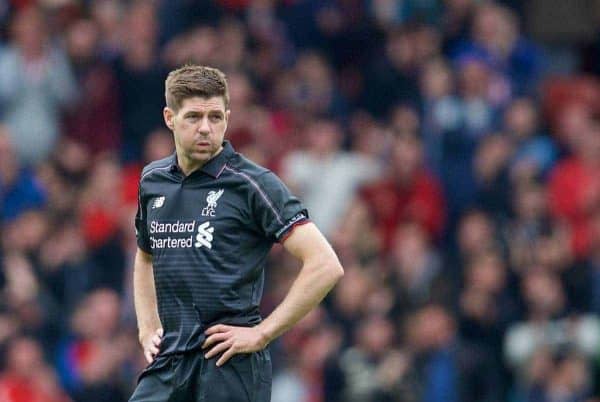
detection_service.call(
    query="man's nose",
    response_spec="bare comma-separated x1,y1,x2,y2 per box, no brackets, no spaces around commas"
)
198,117,210,134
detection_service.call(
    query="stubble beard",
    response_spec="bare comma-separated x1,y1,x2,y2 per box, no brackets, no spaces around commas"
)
185,143,221,166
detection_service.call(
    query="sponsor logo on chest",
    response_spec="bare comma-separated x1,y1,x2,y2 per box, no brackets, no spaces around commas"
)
148,189,224,250
149,220,216,250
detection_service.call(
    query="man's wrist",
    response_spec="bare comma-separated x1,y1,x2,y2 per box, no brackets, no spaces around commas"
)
138,326,158,343
255,323,274,348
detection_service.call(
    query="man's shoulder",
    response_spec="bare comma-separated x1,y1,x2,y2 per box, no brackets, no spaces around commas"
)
224,152,272,180
223,153,294,198
140,156,174,182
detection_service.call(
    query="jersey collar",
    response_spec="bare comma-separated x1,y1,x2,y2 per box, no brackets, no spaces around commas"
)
169,140,235,179
201,140,235,178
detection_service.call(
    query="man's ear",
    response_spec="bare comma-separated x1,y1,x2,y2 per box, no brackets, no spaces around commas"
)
224,109,231,128
163,107,175,130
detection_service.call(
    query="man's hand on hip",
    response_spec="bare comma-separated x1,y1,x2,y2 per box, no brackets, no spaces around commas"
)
140,328,163,363
202,324,268,367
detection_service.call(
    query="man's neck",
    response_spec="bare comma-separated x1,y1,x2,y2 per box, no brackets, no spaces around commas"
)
177,146,224,176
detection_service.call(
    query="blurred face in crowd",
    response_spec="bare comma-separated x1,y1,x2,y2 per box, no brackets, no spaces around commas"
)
522,270,565,319
556,103,591,149
409,305,455,351
3,211,49,253
458,211,494,256
228,72,254,109
307,120,342,156
391,105,420,135
333,267,372,317
12,6,47,57
413,25,441,63
218,19,246,68
296,52,331,88
467,251,506,294
164,96,230,170
72,288,120,339
514,184,546,221
472,3,517,55
458,58,490,98
576,122,600,164
392,223,431,284
126,0,157,45
67,19,99,63
357,315,394,357
88,289,120,338
421,59,454,99
391,133,423,181
386,29,415,70
7,337,44,376
505,98,538,139
143,128,175,162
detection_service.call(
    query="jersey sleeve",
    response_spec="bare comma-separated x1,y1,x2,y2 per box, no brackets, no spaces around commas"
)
135,180,153,254
251,171,310,242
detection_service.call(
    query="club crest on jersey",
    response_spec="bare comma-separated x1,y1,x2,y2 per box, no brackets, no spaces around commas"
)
201,189,224,216
152,196,165,209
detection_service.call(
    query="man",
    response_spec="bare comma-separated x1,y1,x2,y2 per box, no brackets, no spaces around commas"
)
130,65,344,401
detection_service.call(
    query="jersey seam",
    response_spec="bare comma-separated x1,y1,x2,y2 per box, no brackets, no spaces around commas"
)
140,164,172,183
222,165,284,226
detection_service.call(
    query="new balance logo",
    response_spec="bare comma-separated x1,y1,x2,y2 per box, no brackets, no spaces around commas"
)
195,221,214,249
152,196,165,209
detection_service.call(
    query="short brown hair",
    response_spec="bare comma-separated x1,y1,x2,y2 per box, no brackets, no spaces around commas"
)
165,65,229,112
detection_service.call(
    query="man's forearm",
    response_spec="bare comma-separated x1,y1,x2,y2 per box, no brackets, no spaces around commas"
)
133,250,161,339
256,257,343,344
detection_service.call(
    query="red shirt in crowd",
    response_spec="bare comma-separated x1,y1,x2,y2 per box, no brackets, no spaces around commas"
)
0,374,69,402
360,170,445,252
548,157,600,258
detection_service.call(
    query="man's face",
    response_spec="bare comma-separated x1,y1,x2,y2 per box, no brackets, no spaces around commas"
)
164,96,230,165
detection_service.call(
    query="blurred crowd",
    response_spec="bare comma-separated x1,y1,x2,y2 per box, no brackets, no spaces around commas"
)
0,0,599,401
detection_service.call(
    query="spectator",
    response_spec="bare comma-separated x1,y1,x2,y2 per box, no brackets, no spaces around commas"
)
356,132,445,252
388,223,451,316
282,119,380,236
113,0,165,161
504,269,600,370
0,127,46,222
420,57,462,176
56,289,131,401
361,25,424,117
323,315,414,402
408,304,503,402
453,2,544,97
274,51,348,119
0,6,78,165
64,18,121,156
504,97,557,181
548,119,600,257
0,337,70,402
473,133,513,217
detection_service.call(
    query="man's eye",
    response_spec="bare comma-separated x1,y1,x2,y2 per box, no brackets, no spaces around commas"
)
210,115,223,121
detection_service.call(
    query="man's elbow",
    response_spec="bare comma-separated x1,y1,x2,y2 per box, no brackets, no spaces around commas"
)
323,255,344,284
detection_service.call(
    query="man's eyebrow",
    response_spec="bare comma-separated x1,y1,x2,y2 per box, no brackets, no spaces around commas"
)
183,110,224,116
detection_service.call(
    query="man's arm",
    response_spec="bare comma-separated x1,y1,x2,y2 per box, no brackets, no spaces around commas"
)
133,247,163,363
203,222,344,366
